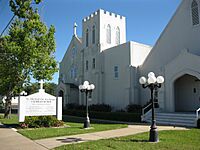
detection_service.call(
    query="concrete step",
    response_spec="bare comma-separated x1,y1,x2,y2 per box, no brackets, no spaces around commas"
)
156,113,196,118
145,115,196,121
146,118,195,124
143,112,197,127
145,119,195,127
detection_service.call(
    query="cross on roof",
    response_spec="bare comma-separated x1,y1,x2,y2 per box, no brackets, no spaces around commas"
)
39,80,45,90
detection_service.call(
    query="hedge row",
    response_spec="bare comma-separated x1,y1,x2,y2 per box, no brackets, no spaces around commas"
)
63,109,141,122
20,116,64,128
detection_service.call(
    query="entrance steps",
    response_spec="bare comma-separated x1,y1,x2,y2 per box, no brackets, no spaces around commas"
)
142,111,197,127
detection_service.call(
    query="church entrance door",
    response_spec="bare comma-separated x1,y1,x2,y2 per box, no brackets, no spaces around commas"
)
174,74,200,112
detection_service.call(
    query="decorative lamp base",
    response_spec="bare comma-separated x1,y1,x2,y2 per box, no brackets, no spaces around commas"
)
149,128,159,142
84,117,90,128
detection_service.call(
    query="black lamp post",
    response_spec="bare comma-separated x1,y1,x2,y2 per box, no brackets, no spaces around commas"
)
79,81,95,128
139,72,164,142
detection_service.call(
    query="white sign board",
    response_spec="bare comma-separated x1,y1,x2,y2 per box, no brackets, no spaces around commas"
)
18,90,62,122
25,97,56,116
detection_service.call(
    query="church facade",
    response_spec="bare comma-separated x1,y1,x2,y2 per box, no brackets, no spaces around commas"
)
58,0,200,113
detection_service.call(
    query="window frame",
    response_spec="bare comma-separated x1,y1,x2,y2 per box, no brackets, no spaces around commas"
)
116,27,120,45
86,60,89,71
92,58,95,69
114,66,119,79
191,0,200,26
106,24,111,44
92,25,95,44
86,29,89,47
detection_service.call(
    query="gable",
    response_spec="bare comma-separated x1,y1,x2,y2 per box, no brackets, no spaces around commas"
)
141,0,200,73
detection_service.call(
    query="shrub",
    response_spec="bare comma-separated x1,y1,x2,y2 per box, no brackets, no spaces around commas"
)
20,116,64,128
65,103,112,112
89,104,112,112
0,101,4,113
63,109,141,122
65,103,85,110
197,119,200,128
126,104,142,113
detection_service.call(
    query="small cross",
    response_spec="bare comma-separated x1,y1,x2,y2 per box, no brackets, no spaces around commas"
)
39,80,44,90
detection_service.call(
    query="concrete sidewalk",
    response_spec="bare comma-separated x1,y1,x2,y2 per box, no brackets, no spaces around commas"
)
0,125,48,150
35,125,187,149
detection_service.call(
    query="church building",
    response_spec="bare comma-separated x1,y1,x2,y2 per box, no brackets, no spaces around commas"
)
58,0,200,126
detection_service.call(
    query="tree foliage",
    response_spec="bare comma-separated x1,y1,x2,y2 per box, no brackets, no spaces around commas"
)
24,82,57,96
0,0,58,118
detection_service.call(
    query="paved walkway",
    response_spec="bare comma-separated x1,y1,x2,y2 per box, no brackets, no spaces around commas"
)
0,124,48,150
35,125,187,149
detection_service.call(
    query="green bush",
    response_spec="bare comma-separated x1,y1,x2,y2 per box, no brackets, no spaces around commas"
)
63,109,141,122
0,101,4,113
66,103,112,112
89,104,112,112
20,116,64,128
197,119,200,128
126,104,142,113
65,103,85,110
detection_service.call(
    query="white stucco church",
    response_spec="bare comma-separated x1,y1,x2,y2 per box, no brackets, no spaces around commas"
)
58,0,200,126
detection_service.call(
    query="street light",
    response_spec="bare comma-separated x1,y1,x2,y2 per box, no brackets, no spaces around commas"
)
79,81,95,128
139,72,164,142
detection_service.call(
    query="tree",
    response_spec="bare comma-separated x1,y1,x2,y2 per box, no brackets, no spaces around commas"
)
0,0,58,118
24,82,57,96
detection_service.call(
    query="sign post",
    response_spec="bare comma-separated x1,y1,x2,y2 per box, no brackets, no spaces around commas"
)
18,80,62,122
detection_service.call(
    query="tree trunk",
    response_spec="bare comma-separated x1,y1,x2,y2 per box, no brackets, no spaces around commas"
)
4,98,12,119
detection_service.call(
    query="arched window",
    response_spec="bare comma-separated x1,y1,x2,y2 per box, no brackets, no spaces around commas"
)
92,25,95,44
86,29,89,47
86,60,88,71
191,0,199,26
72,47,76,59
116,27,120,45
106,24,111,44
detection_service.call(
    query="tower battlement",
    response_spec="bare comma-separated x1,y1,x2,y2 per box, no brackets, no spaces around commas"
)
82,9,125,22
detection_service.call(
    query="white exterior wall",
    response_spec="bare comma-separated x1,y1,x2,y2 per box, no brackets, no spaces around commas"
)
130,42,152,67
139,0,200,111
103,43,130,110
102,42,151,110
81,9,127,105
59,36,82,85
58,36,82,106
99,9,126,51
82,10,101,105
58,1,200,113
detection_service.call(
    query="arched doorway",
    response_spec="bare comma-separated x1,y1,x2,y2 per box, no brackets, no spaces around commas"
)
58,90,65,111
174,74,200,112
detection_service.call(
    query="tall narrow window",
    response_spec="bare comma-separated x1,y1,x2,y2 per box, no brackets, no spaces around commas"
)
70,68,74,78
92,58,95,69
86,60,88,71
116,27,120,45
106,24,111,44
114,66,119,79
92,25,95,44
86,29,89,47
74,67,77,78
72,47,76,59
192,0,199,26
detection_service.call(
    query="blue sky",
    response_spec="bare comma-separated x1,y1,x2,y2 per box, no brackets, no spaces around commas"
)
0,0,181,83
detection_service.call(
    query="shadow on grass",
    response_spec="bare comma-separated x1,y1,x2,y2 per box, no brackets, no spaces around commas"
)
57,137,84,143
111,138,149,143
0,123,19,128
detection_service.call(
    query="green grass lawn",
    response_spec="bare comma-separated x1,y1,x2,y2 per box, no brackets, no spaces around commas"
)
19,122,127,140
0,114,127,140
54,129,200,150
0,114,19,126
